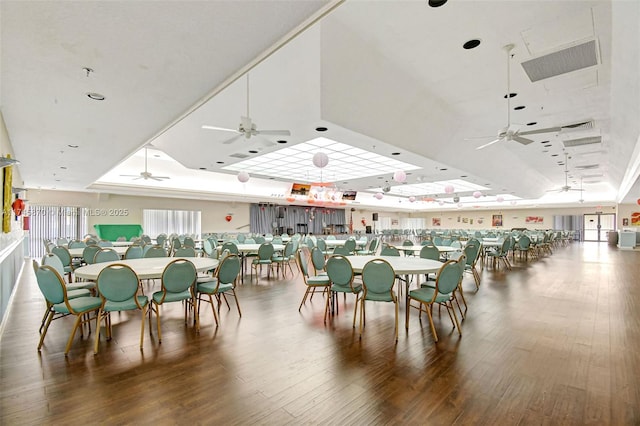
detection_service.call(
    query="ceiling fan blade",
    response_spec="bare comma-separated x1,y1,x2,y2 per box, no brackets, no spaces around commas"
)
518,126,562,136
222,134,244,145
256,129,291,136
512,135,534,145
202,125,239,133
150,176,170,181
120,174,140,178
476,138,503,150
464,135,498,140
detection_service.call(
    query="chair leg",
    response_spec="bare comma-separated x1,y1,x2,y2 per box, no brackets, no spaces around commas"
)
155,303,162,343
359,298,365,338
352,294,359,329
394,299,399,342
64,314,85,356
298,287,311,311
231,290,242,317
323,290,331,323
93,309,104,354
449,301,462,336
139,306,147,350
425,302,438,342
39,305,52,334
38,311,55,350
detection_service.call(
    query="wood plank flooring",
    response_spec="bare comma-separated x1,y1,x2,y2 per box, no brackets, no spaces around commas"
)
1,242,639,424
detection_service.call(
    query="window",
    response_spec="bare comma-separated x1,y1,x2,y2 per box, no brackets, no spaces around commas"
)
143,209,201,238
28,205,88,258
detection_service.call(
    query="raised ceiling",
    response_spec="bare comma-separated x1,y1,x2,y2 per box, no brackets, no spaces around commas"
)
2,0,639,211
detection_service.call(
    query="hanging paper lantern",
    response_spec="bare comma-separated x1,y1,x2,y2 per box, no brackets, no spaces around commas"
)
473,191,482,198
409,196,416,203
497,196,504,203
225,215,232,222
312,152,329,168
393,170,407,183
237,171,250,183
444,185,455,194
374,192,384,200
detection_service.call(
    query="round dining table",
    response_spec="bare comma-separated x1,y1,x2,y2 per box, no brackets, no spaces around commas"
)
345,255,444,328
68,246,128,258
74,257,219,281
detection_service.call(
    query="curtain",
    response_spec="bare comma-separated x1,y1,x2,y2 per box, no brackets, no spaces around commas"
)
250,204,346,235
28,205,88,258
143,209,201,238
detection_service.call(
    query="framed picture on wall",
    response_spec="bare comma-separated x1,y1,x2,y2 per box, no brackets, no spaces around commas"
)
623,218,629,226
432,217,441,226
492,214,503,227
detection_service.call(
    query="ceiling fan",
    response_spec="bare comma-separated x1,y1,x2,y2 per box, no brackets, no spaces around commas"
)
474,44,562,150
201,73,291,145
120,146,170,181
548,152,582,193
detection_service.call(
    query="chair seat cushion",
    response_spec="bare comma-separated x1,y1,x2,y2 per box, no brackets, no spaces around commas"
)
67,288,92,299
364,292,395,302
67,281,96,292
152,290,192,304
104,296,149,312
331,284,361,294
307,276,330,286
252,259,272,265
409,287,450,303
197,280,233,294
54,296,102,314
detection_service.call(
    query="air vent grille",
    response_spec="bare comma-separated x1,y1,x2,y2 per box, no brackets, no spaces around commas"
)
561,120,594,130
563,136,601,148
230,153,250,159
574,164,599,170
521,40,598,82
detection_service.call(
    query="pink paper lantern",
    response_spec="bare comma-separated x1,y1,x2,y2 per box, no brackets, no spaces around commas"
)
374,192,384,200
473,191,482,198
444,185,455,194
393,170,407,183
312,152,329,168
497,196,504,203
237,171,250,183
409,196,416,203
438,200,445,206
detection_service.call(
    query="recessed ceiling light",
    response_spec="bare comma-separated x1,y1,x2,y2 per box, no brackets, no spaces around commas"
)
315,127,328,132
428,0,447,7
216,161,224,164
67,144,79,148
391,152,400,156
542,150,549,153
440,168,448,171
199,167,206,170
248,150,258,154
540,140,549,144
377,176,384,179
60,166,67,169
544,144,552,147
460,175,467,178
277,140,287,144
527,122,537,126
503,93,517,99
86,92,105,101
463,39,481,50
269,177,275,180
55,179,61,182
514,106,526,110
154,154,161,157
343,182,348,184
485,183,491,185
551,154,559,157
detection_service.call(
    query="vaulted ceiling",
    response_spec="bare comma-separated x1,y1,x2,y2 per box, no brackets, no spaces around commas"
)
2,1,639,211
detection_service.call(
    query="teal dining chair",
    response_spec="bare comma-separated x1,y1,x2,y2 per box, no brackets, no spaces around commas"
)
406,259,463,342
251,242,274,282
359,259,398,341
196,254,242,330
325,255,360,325
94,264,149,354
174,247,197,257
296,248,330,312
144,245,167,258
34,261,102,356
124,244,144,259
94,248,119,263
151,259,197,343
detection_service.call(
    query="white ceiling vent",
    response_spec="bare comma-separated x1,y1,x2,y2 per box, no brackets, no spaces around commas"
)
561,120,594,131
521,40,599,82
574,164,599,170
230,153,250,159
563,136,602,148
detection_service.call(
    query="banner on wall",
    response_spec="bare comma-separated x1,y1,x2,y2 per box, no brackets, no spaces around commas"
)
2,156,13,233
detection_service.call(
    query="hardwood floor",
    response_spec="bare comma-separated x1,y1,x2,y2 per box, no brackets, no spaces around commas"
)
1,242,639,424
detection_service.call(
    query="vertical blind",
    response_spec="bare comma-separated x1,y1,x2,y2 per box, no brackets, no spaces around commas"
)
143,209,201,238
28,206,88,258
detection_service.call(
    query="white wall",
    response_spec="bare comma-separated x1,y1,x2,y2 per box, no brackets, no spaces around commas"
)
25,190,250,235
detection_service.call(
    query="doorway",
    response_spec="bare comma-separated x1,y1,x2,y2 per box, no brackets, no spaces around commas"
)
583,213,615,242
